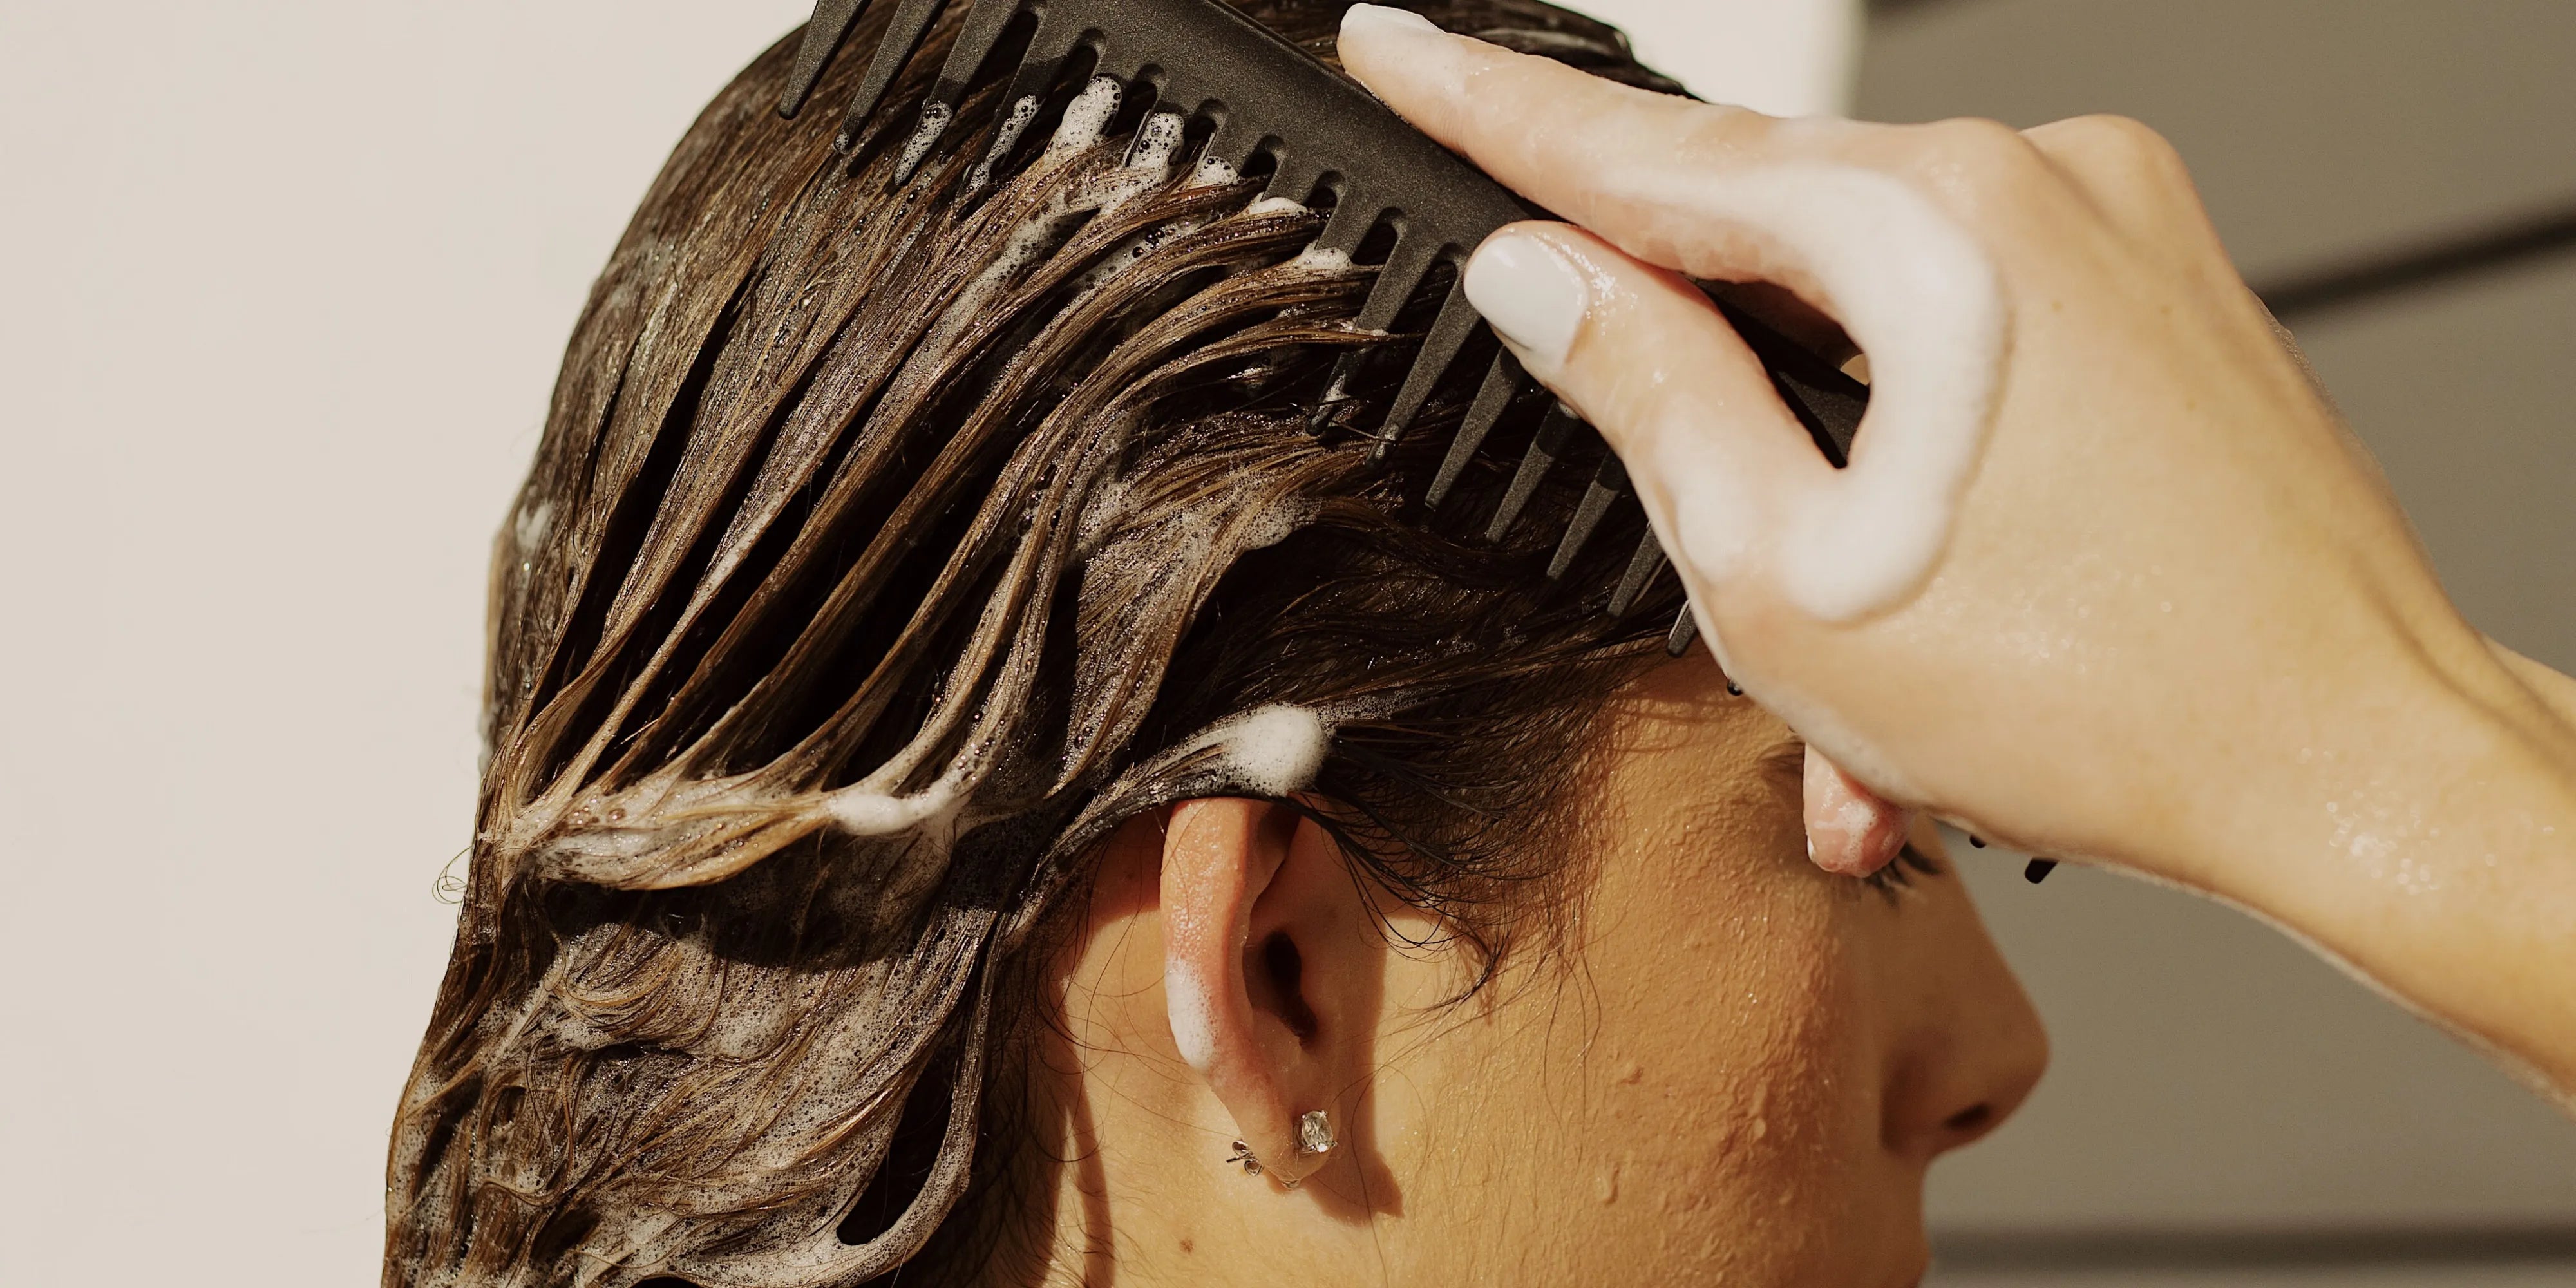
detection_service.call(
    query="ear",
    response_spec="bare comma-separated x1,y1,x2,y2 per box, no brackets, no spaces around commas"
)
1160,797,1368,1186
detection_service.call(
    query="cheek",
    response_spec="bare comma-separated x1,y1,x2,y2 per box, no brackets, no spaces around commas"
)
1567,835,1879,1277
1391,801,1888,1285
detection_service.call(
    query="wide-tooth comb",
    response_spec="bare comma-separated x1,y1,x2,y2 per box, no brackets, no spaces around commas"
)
779,0,1869,652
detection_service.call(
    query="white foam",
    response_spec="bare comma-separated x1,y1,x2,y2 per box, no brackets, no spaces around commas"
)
1244,194,1307,217
895,101,953,180
1622,162,2009,624
1045,77,1123,158
511,497,552,554
966,94,1045,191
1234,497,1315,553
1191,704,1329,797
824,777,961,838
1289,243,1353,274
913,205,1076,366
1188,154,1240,188
1126,111,1184,172
1163,958,1218,1070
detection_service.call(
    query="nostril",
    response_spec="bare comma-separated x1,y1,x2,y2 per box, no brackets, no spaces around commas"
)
1942,1103,1993,1137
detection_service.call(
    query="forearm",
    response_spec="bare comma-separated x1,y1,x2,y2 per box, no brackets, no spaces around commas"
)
2201,649,2576,1101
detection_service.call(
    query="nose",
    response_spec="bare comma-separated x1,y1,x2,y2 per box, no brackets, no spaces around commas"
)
1873,860,2050,1160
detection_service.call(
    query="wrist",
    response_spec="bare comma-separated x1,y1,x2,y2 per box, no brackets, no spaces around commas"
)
2194,640,2576,1088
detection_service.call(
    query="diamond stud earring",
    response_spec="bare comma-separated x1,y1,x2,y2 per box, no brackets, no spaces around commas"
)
1294,1109,1334,1157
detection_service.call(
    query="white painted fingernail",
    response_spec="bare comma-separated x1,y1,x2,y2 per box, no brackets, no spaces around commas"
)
1464,231,1587,375
1341,3,1445,41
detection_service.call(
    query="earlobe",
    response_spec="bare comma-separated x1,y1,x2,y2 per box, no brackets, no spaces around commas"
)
1159,797,1351,1186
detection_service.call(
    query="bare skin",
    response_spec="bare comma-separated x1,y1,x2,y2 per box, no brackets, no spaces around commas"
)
1336,4,2576,1101
1030,654,2045,1287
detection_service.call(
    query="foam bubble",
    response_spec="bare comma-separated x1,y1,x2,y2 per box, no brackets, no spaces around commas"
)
967,94,1045,191
895,101,953,180
1126,111,1184,172
1046,77,1123,158
1234,497,1315,553
1193,704,1329,796
1189,154,1240,188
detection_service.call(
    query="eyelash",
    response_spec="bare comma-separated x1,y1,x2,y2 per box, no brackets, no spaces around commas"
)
1863,842,1946,896
1757,740,1944,897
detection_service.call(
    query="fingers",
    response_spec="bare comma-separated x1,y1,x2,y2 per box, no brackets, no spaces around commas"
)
1804,745,1912,878
1463,222,1833,600
1338,4,1785,274
2018,113,2209,243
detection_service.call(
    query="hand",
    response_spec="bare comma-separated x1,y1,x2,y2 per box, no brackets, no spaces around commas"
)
1339,5,2576,1094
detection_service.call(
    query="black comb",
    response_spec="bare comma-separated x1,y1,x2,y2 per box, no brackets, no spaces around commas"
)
779,0,1868,653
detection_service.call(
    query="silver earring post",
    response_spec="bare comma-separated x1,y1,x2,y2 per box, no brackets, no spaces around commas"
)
1221,1112,1333,1189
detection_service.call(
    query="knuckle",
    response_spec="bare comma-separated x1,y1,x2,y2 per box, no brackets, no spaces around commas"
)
1911,116,2044,188
2041,113,2189,182
2077,114,2179,160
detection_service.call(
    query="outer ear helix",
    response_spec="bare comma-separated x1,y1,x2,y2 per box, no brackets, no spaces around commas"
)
1160,797,1340,1188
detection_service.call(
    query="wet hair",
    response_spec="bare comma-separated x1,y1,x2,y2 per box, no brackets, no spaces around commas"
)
384,4,1689,1284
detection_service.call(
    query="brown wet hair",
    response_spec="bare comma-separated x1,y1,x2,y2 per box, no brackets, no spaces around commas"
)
385,4,1690,1283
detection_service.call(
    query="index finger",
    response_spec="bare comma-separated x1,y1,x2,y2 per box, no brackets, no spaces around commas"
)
1336,4,1786,278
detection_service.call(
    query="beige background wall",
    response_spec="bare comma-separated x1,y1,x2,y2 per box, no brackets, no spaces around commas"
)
0,2,811,1280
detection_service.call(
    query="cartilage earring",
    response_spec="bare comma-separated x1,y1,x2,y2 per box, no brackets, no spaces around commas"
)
1294,1109,1335,1158
1225,1139,1263,1177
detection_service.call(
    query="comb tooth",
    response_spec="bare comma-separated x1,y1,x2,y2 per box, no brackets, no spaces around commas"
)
1315,190,1379,256
1306,351,1365,435
965,19,1076,194
1486,401,1577,542
1546,453,1628,580
966,91,1043,194
1305,223,1431,436
1265,151,1331,206
1156,69,1212,129
1716,300,1868,466
781,0,871,118
1665,606,1700,656
834,0,954,153
1427,350,1519,509
1374,276,1479,460
883,0,1027,179
1607,530,1667,616
1351,225,1435,330
1197,114,1269,181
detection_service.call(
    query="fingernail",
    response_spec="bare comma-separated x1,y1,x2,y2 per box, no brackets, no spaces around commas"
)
1464,231,1588,374
1341,4,1446,42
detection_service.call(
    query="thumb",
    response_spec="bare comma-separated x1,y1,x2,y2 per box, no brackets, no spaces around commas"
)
1463,223,1834,609
1804,744,1913,878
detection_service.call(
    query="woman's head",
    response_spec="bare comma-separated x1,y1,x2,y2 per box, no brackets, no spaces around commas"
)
387,4,2042,1284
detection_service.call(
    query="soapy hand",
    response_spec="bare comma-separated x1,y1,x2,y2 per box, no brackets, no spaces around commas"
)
1340,5,2576,1092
